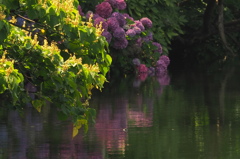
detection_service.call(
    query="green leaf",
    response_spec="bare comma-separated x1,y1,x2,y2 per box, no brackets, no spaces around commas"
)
32,99,44,112
0,20,4,30
106,54,112,65
2,0,19,9
126,18,134,25
0,23,8,43
47,15,60,28
27,8,39,19
38,7,46,18
0,74,7,94
47,6,56,15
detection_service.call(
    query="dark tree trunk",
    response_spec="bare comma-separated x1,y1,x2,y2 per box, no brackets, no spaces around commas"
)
203,0,216,34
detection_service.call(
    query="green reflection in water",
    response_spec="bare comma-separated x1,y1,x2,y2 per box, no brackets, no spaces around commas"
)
125,68,240,159
1,67,240,158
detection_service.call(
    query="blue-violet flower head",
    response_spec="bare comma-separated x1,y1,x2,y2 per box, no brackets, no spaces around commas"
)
107,17,119,31
112,38,128,49
111,12,126,27
102,31,112,43
113,27,125,39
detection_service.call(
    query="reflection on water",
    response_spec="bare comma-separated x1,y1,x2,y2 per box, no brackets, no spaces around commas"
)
2,67,240,158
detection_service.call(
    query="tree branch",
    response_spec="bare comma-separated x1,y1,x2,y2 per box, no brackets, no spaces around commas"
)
217,0,235,56
225,19,240,27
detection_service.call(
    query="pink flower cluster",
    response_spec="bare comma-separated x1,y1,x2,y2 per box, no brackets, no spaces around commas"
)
132,55,170,79
126,29,136,37
140,17,152,28
137,64,148,73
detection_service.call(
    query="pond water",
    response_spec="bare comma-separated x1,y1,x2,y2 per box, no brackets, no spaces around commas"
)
1,67,240,159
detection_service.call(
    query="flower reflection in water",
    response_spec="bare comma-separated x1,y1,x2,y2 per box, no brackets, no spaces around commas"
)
94,97,127,155
0,72,170,158
130,72,170,128
92,71,170,156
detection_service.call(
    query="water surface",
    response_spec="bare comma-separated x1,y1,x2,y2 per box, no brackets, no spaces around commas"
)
1,67,240,159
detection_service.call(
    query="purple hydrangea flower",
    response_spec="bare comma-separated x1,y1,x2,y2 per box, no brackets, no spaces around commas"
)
142,32,153,42
155,65,167,75
160,55,170,66
102,31,112,43
95,2,113,19
93,14,100,20
116,0,126,10
152,42,163,54
135,37,143,47
140,17,153,28
126,29,136,37
156,59,167,68
135,20,145,31
105,0,117,8
132,58,141,66
111,12,126,27
122,13,134,21
94,17,108,31
77,5,84,16
113,27,125,39
112,38,128,49
155,56,170,77
107,17,120,31
133,27,141,34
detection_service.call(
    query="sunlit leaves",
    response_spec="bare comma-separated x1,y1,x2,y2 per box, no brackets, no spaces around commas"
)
72,119,88,138
0,0,112,135
0,53,24,104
